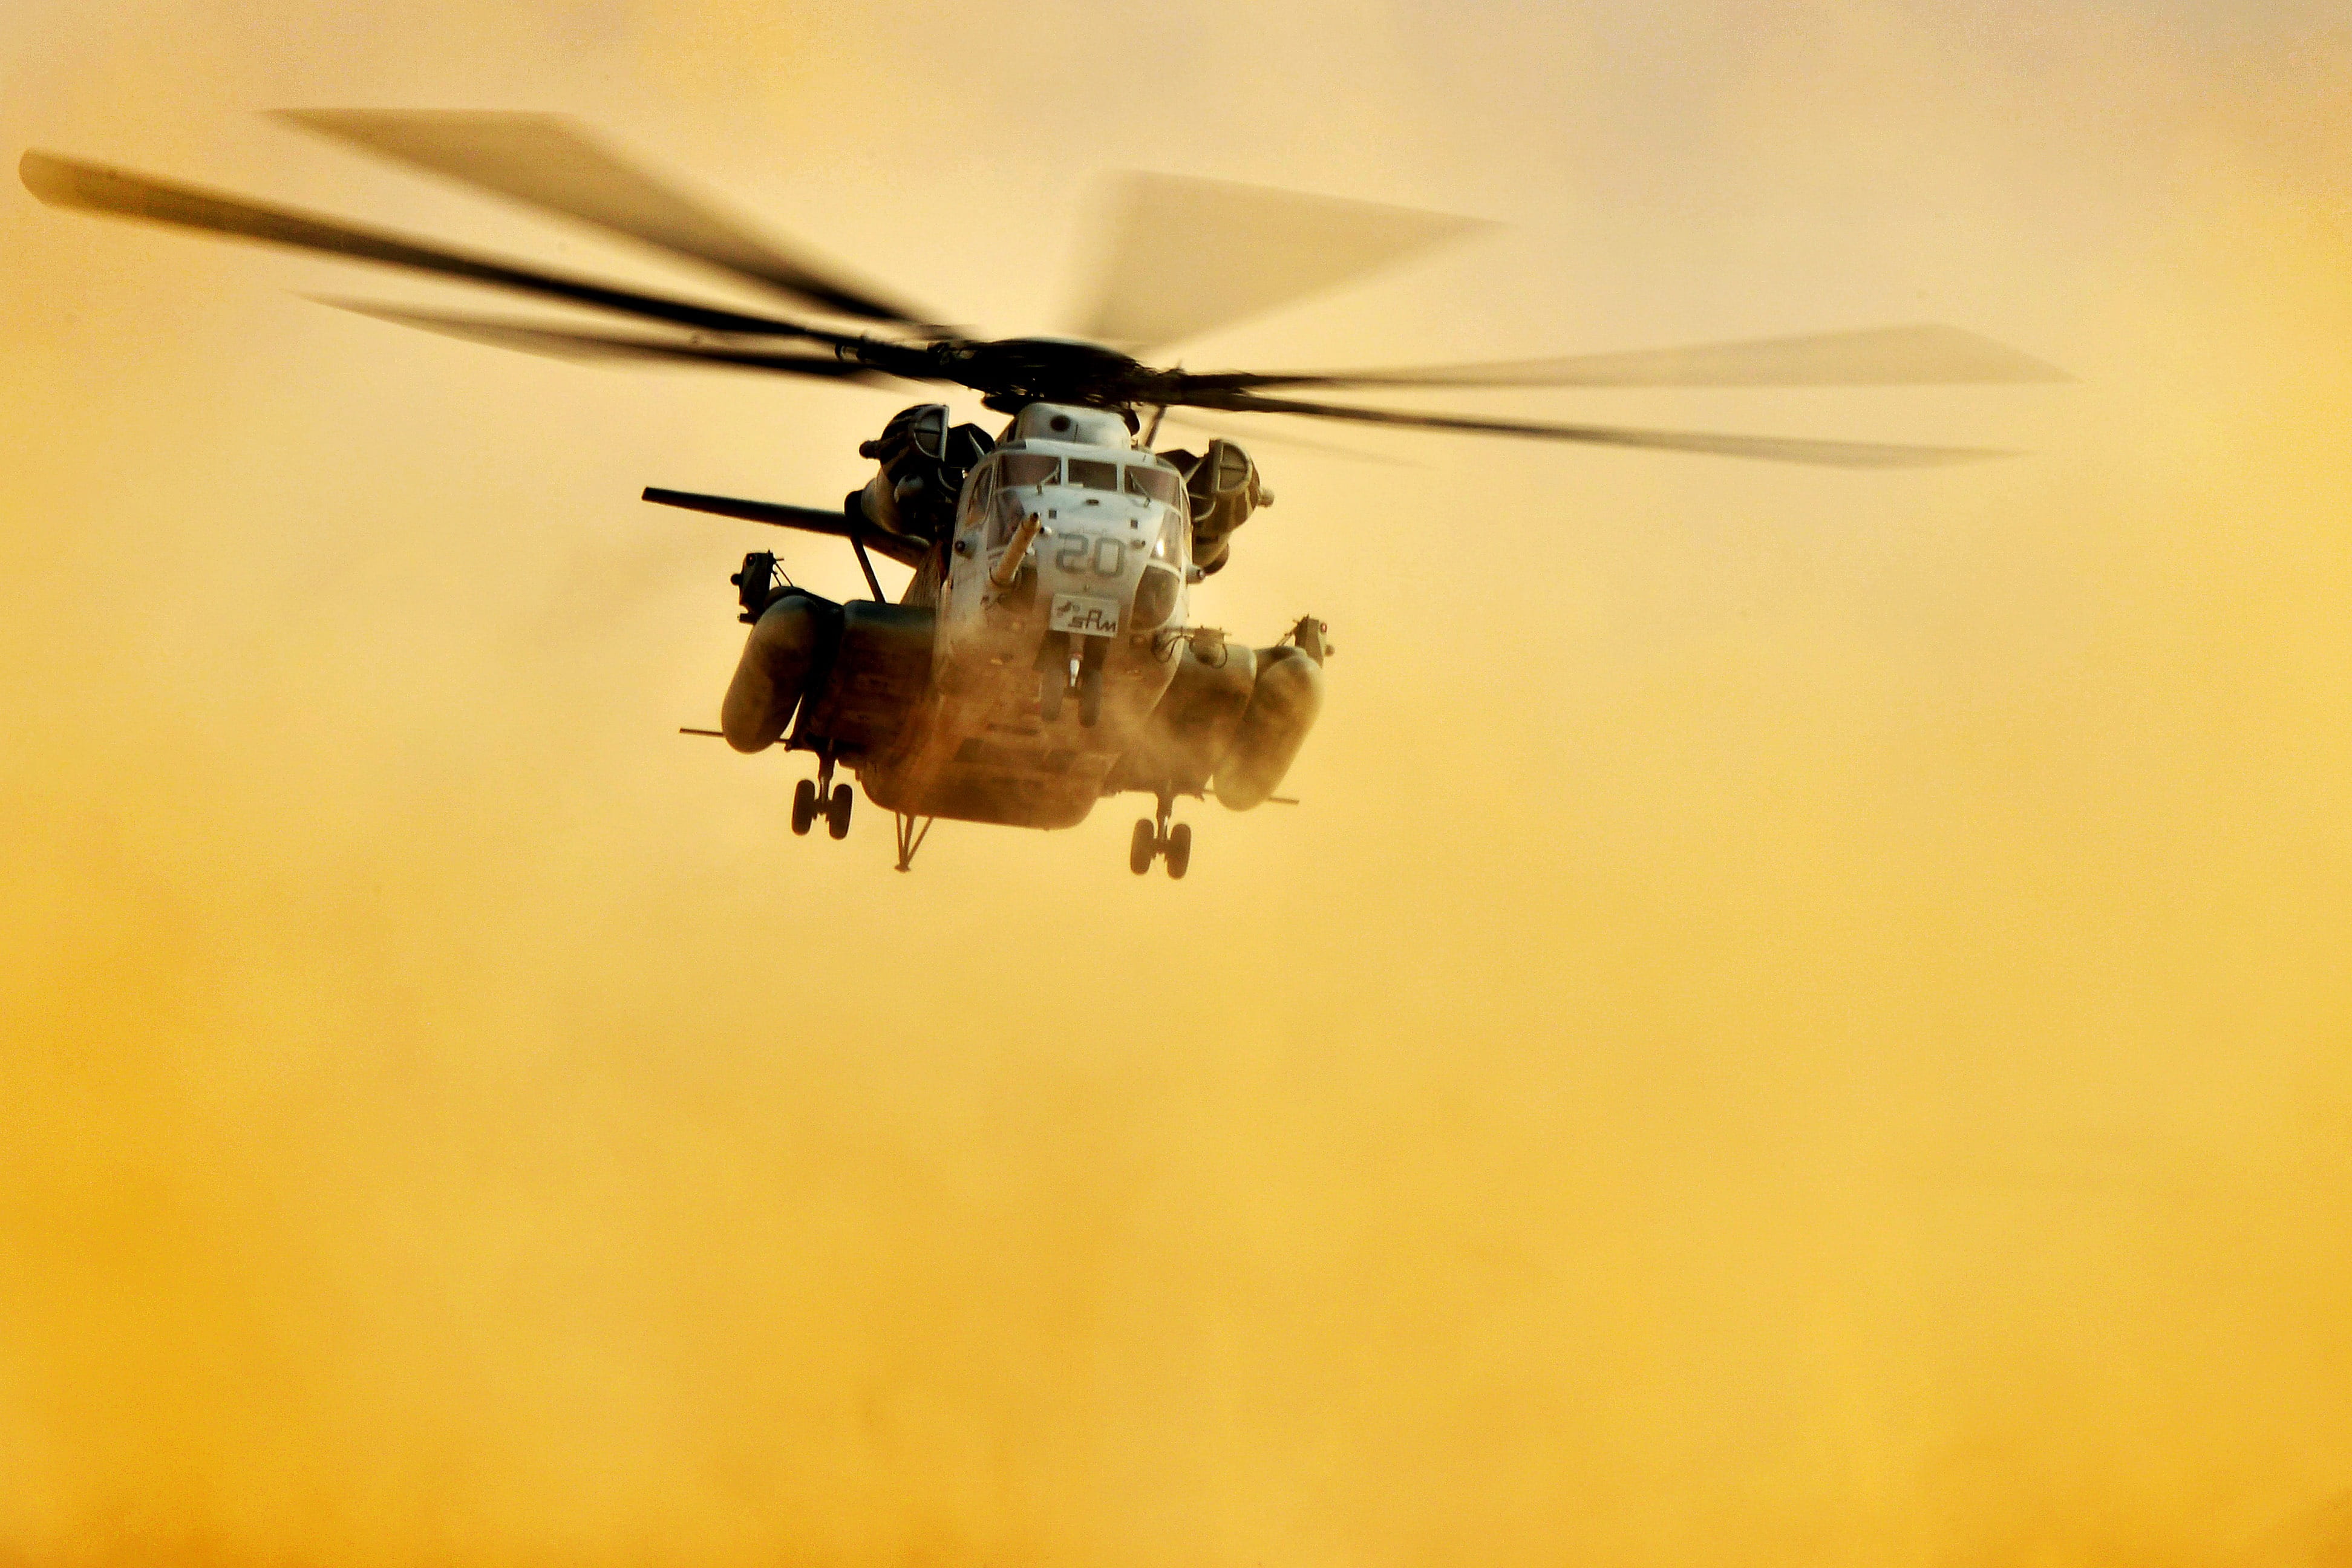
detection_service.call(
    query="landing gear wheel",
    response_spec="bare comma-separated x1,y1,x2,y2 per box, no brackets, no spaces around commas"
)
791,778,818,836
1078,667,1103,728
1164,822,1192,880
1039,673,1063,723
1129,818,1156,875
826,783,854,840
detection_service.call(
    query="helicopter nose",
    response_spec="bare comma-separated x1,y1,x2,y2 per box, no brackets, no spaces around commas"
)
1044,515,1149,581
1039,512,1157,636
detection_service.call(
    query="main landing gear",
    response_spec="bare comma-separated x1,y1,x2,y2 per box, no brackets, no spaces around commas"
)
790,751,853,840
782,749,927,871
1129,792,1192,880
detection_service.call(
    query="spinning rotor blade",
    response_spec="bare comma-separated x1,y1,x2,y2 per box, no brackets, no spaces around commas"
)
1072,173,1486,352
1185,391,2013,466
319,301,895,381
1183,324,2073,392
19,150,859,344
278,111,933,326
1154,413,1419,466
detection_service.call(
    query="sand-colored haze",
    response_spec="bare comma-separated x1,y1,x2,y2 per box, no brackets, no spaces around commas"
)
3,2,2350,1566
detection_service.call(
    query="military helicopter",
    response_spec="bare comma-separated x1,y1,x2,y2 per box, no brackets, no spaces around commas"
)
19,113,2066,874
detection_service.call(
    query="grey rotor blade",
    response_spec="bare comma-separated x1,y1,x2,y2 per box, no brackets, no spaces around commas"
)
1180,324,2073,392
316,301,899,381
1070,172,1488,353
19,150,858,344
278,110,933,326
1181,391,2015,467
1154,413,1418,466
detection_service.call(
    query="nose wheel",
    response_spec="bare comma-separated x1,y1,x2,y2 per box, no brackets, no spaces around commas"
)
1128,794,1192,879
1038,642,1105,727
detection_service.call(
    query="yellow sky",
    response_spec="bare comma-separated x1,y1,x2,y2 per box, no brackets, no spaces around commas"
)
2,2,2350,1566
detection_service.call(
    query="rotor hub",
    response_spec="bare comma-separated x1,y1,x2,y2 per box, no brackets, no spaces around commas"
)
942,336,1151,411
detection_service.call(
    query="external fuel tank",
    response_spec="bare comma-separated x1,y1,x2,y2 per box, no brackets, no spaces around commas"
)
1213,643,1325,809
721,593,831,752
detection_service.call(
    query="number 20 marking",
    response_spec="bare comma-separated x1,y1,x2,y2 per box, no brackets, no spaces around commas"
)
1054,536,1126,577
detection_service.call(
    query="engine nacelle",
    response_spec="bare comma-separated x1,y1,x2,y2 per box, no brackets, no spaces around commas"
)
855,403,995,541
1160,438,1272,576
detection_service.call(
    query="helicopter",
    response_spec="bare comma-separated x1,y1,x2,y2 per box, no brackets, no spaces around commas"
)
19,112,2067,875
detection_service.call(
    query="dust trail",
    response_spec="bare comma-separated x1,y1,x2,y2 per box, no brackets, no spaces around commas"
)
2,2,2350,1567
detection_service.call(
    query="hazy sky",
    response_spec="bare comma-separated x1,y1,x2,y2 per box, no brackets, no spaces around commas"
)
2,3,2349,1567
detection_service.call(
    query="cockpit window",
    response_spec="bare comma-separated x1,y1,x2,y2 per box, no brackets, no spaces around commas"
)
1067,459,1120,491
1150,509,1186,564
989,487,1032,549
1124,465,1182,506
999,454,1060,488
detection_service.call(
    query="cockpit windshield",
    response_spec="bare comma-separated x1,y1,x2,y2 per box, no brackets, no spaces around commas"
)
997,452,1185,506
999,454,1060,488
1124,465,1182,506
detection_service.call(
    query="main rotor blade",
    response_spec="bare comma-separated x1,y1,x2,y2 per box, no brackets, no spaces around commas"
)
19,150,860,344
319,300,898,381
277,110,933,326
642,487,930,566
1181,325,2073,393
1071,173,1486,353
1154,413,1419,466
1183,391,2014,466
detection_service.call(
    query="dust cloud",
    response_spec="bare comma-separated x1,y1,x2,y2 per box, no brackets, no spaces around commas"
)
2,2,2350,1567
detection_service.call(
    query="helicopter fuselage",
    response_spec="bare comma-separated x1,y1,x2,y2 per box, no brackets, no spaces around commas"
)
864,426,1195,828
718,402,1325,858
